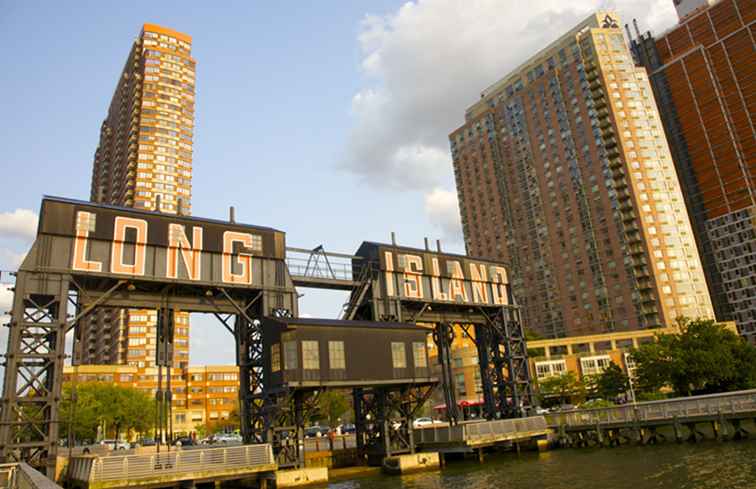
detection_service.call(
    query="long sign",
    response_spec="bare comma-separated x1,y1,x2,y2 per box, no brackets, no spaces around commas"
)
377,246,510,306
37,197,286,286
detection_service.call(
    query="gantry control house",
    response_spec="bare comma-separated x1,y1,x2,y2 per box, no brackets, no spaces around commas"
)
262,318,435,387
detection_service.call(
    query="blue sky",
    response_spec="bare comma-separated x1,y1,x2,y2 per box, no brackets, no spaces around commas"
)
0,0,678,364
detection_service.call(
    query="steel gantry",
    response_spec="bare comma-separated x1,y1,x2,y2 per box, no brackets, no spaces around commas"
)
1,197,534,477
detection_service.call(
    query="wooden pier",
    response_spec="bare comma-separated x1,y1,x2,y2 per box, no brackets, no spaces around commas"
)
414,416,549,452
66,444,276,489
546,389,756,447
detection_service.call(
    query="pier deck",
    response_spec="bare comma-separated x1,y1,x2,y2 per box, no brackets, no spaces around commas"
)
414,416,549,451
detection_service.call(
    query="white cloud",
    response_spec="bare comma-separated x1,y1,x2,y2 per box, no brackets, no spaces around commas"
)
0,283,12,315
0,248,26,271
424,187,462,243
0,209,38,241
343,0,677,233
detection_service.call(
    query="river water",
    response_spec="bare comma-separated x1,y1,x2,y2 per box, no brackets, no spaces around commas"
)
330,440,756,489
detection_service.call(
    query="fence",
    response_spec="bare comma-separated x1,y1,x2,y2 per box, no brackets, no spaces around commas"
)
69,444,274,484
414,416,548,445
0,463,62,489
545,389,756,429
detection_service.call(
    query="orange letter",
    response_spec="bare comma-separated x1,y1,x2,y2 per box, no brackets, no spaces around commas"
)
72,211,102,272
469,262,489,304
110,216,148,276
222,231,253,284
447,261,468,303
490,266,509,305
402,254,424,299
430,258,448,301
167,224,203,280
384,251,396,297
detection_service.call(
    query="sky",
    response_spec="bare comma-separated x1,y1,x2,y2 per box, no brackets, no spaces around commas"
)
0,0,679,366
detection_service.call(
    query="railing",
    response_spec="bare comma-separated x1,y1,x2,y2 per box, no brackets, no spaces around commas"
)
285,247,358,282
69,444,275,484
0,463,62,489
414,416,548,445
545,389,756,429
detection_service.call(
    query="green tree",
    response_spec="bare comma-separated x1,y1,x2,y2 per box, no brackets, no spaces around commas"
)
538,371,584,406
60,382,155,442
317,390,350,427
631,319,756,396
592,363,629,400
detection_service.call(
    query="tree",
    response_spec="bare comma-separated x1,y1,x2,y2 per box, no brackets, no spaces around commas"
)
317,390,350,428
538,371,584,406
60,382,155,442
631,318,756,396
592,363,629,400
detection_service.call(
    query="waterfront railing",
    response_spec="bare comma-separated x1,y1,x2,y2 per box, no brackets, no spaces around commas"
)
545,388,756,428
68,443,275,484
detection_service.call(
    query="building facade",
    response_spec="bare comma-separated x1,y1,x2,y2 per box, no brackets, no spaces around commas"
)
426,322,737,410
450,12,714,339
630,0,755,342
63,365,239,437
75,23,196,366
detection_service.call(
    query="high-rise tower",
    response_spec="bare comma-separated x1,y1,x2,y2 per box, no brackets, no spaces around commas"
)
450,12,714,338
630,0,755,342
76,23,196,367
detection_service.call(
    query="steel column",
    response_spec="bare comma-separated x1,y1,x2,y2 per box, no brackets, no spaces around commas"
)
0,272,70,477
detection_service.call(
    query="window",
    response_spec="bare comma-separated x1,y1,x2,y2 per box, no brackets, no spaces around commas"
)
391,342,406,368
534,359,567,379
328,341,345,370
455,373,466,396
284,341,298,370
580,355,612,376
412,342,427,368
271,343,281,372
302,341,319,370
624,352,637,379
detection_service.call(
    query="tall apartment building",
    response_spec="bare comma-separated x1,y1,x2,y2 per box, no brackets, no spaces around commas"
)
64,365,239,436
450,12,714,339
75,23,196,367
630,0,755,342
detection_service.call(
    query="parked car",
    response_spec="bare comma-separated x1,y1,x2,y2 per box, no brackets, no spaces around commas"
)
135,437,156,447
412,417,444,429
174,436,195,447
100,439,130,450
304,425,329,438
534,406,550,415
215,433,242,444
340,424,356,434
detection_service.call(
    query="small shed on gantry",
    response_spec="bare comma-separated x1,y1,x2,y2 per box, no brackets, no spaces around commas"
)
262,318,437,388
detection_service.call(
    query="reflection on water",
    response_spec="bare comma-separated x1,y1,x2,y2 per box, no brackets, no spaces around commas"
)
329,440,756,489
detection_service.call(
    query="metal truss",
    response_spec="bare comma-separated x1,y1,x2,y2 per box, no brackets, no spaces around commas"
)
0,272,70,477
353,384,434,464
432,322,459,424
472,307,534,419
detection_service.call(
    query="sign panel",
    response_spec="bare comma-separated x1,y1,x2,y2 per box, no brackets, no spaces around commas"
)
35,197,287,287
377,246,511,307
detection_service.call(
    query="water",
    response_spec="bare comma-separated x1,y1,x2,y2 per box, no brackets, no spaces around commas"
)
330,441,756,489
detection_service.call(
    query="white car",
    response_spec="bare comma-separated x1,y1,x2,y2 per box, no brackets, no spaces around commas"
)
100,439,130,450
215,433,242,444
412,417,444,429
